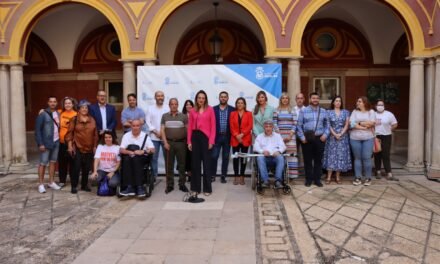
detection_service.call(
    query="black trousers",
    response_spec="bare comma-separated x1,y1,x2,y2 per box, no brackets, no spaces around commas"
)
58,143,74,183
301,136,325,184
191,130,212,193
232,145,249,176
374,135,392,173
121,155,148,187
72,151,93,188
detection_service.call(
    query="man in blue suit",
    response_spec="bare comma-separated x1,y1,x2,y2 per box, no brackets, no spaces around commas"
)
89,90,117,140
211,91,235,183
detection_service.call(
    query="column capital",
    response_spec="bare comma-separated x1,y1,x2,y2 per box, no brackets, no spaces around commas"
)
286,56,303,61
143,59,157,66
406,56,427,62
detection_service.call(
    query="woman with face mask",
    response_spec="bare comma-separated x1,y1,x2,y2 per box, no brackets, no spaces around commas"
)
374,99,398,181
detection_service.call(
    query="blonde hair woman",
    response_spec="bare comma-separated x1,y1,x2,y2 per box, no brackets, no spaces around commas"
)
273,92,298,179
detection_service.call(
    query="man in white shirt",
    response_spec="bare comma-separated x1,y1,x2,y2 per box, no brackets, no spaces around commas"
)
254,120,286,188
120,120,155,197
146,91,170,180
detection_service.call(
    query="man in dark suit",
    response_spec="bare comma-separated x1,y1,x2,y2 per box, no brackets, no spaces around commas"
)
211,91,235,183
89,90,117,140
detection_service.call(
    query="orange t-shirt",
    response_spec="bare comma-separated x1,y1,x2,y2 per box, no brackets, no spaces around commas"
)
58,110,77,143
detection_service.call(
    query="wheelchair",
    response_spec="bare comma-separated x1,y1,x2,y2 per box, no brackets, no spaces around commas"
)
116,153,154,199
232,152,292,195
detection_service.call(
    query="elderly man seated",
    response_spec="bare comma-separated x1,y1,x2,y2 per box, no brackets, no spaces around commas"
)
254,120,286,188
120,119,155,197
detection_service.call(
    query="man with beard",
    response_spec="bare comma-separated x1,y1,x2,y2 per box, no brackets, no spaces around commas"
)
35,96,62,193
146,91,169,180
121,93,146,133
211,91,235,183
297,92,329,187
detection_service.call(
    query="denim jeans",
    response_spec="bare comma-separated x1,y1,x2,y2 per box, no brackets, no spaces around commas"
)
211,134,231,176
152,140,165,177
39,140,60,166
257,155,284,183
97,170,121,188
350,138,374,179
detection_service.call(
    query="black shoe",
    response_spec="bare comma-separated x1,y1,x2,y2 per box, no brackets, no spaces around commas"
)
315,182,323,187
274,181,283,189
179,184,189,192
81,186,92,192
71,187,77,194
261,181,269,188
120,186,136,196
165,186,174,194
305,182,312,187
211,176,216,182
220,176,227,184
187,194,205,203
137,186,146,197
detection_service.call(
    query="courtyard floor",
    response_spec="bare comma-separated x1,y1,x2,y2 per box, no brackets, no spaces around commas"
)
1,169,440,264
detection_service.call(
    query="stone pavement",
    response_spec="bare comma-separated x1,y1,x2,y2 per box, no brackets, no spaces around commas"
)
0,174,136,264
72,178,256,264
2,171,440,264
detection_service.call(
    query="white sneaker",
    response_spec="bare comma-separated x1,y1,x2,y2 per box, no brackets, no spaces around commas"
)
48,182,61,190
38,184,46,193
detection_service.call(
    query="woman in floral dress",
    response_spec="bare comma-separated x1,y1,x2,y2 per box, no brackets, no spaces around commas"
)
273,93,298,179
323,96,351,184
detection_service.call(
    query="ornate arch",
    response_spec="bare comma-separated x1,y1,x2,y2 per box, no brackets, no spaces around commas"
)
291,0,427,57
144,0,276,60
8,0,130,63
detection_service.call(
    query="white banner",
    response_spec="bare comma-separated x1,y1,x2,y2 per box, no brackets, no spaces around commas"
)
137,64,282,175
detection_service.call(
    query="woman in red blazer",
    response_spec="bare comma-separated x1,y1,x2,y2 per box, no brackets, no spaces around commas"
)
230,97,253,185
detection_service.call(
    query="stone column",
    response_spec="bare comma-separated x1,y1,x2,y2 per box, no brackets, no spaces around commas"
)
287,57,301,102
430,57,440,177
265,57,280,64
0,64,9,168
143,59,156,66
425,58,435,165
9,64,28,168
122,61,135,109
405,58,425,171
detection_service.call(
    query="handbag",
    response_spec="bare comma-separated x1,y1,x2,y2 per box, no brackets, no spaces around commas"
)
97,176,114,196
304,107,321,142
373,137,382,153
126,133,149,151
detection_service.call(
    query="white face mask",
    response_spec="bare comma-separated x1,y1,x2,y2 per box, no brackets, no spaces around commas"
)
377,106,385,112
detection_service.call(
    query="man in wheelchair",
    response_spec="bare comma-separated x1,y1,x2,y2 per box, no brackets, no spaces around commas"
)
253,120,286,188
119,119,155,197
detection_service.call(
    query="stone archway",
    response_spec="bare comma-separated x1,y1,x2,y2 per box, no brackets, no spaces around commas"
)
7,0,129,63
145,0,276,61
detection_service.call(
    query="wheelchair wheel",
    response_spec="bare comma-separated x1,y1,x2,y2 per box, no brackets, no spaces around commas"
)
282,185,291,195
116,185,122,198
251,169,257,190
257,185,265,195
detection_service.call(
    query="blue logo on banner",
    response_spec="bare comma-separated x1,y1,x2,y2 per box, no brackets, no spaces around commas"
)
225,64,281,98
214,76,228,85
164,77,179,85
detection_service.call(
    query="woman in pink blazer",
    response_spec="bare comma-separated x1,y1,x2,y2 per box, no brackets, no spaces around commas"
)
230,97,253,185
187,90,216,202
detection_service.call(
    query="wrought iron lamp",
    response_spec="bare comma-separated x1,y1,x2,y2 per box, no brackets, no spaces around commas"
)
209,1,223,63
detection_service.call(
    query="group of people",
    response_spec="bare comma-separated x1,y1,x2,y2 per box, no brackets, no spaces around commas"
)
35,88,398,201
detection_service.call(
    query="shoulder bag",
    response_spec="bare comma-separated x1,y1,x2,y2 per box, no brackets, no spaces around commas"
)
304,107,321,142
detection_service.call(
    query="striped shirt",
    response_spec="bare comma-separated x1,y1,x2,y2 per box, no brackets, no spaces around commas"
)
161,112,187,141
